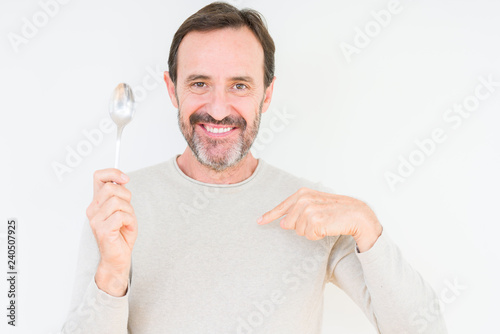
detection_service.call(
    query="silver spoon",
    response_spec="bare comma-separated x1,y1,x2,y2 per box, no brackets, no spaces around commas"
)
109,83,136,169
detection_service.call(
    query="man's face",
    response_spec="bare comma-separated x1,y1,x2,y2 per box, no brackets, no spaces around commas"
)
165,27,274,171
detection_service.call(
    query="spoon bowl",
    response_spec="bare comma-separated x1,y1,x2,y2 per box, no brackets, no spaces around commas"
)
109,83,136,169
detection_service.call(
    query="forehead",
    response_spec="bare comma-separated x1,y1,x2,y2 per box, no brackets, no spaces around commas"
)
176,27,265,81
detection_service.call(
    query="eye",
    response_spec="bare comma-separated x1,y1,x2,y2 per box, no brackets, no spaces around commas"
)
234,83,247,90
192,82,206,88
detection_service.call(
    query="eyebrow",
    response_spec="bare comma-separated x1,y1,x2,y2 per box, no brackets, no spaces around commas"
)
184,74,255,85
185,74,210,83
231,76,254,84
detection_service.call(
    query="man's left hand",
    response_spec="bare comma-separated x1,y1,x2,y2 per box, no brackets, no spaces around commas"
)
257,187,383,252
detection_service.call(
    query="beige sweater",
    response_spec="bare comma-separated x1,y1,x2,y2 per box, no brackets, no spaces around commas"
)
61,154,447,333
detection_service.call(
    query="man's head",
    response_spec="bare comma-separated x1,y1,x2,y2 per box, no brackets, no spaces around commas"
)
164,2,276,172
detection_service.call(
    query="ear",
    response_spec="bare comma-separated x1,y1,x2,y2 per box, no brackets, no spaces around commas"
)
164,71,179,109
261,76,276,114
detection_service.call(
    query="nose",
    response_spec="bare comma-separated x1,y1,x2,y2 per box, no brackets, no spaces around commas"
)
206,87,231,122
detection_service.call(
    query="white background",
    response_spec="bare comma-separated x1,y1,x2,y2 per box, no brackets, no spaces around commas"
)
1,0,499,333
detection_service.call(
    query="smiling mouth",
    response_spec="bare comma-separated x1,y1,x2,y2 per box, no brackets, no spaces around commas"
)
198,123,237,136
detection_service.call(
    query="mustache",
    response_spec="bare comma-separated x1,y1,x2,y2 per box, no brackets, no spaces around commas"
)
189,112,247,130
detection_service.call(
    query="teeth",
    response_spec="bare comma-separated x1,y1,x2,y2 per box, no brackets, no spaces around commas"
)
203,125,233,134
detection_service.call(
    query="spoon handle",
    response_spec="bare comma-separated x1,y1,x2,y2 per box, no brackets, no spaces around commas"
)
114,126,124,170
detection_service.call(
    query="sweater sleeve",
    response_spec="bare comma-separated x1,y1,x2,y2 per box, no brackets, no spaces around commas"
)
326,232,448,334
60,218,130,333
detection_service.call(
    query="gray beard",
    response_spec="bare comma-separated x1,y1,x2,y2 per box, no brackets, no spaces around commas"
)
177,100,263,172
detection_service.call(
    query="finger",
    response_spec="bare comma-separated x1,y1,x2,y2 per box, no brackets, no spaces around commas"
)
281,200,308,232
92,196,134,223
107,211,136,233
292,207,311,235
304,227,324,240
95,182,132,208
93,169,129,197
87,183,132,220
303,216,326,240
93,211,136,243
258,190,304,225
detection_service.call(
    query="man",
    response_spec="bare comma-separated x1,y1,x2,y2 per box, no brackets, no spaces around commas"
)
62,2,447,333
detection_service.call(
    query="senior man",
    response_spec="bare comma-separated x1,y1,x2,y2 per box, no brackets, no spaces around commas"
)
62,2,447,333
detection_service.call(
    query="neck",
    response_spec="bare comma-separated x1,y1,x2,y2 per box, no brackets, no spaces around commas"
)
176,147,259,184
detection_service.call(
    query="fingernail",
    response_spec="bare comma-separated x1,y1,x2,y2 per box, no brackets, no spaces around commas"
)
121,173,129,182
257,216,263,224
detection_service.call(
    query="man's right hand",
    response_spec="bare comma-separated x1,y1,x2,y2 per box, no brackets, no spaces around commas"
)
86,169,138,297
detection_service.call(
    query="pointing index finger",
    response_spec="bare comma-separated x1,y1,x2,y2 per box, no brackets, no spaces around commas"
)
257,192,297,225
